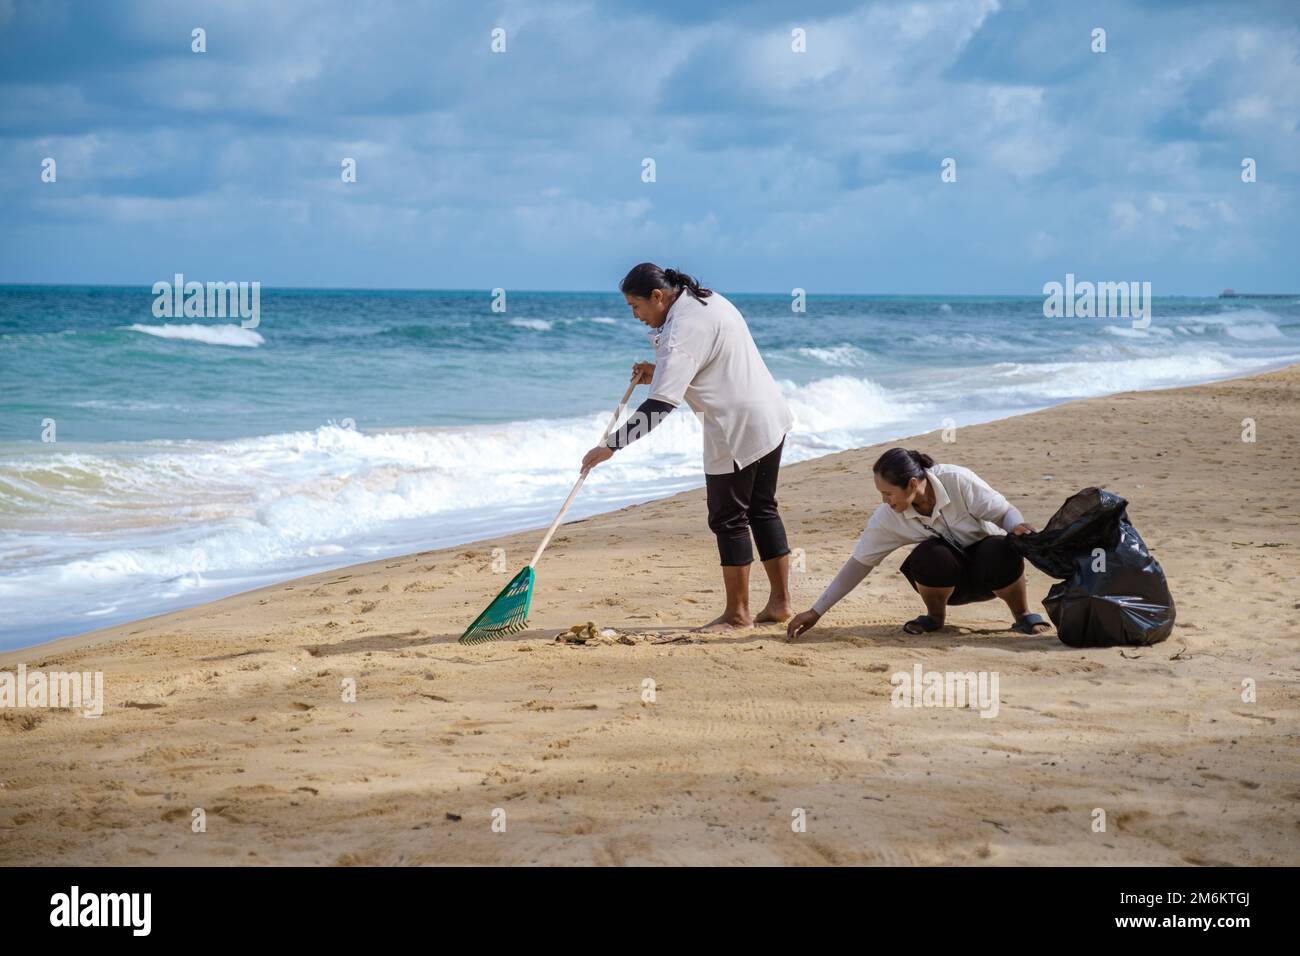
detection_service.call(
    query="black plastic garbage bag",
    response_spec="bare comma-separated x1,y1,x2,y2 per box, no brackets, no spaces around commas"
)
1009,487,1175,647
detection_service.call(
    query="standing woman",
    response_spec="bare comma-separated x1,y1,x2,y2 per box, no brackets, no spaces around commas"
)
581,263,795,632
785,448,1052,639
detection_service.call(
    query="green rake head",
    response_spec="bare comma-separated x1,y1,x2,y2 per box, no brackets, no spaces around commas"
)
459,566,534,644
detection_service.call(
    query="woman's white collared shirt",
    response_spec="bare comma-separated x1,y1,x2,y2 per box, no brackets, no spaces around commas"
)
851,464,1015,567
808,463,1024,617
646,291,793,475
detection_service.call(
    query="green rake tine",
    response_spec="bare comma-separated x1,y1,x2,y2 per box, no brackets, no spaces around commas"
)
459,566,534,644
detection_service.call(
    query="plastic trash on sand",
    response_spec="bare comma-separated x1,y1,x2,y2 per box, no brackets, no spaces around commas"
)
1009,487,1176,647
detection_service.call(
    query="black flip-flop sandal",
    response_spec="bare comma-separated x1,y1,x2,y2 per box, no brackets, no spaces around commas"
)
903,614,943,634
1012,613,1051,635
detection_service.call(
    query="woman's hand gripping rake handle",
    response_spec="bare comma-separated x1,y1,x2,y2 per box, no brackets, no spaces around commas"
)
528,374,640,570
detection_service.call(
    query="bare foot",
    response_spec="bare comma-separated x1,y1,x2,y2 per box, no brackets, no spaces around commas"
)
693,611,754,633
754,602,793,624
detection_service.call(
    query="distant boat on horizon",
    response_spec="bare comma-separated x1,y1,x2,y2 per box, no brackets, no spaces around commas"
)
1220,288,1296,298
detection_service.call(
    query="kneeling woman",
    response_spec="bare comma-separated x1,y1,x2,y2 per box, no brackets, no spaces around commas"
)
786,448,1051,639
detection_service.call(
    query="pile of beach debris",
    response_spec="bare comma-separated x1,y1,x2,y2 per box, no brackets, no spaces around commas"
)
554,622,659,646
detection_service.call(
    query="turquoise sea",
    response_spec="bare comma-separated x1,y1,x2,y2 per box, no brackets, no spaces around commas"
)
2,285,1297,649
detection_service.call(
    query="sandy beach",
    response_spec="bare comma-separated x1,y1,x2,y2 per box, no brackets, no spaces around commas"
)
2,366,1297,867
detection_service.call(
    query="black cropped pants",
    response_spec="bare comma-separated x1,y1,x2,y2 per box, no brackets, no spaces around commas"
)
704,438,790,567
899,534,1024,606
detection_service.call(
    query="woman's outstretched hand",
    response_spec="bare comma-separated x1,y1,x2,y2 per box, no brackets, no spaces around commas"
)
1011,523,1036,535
581,445,614,473
632,362,655,385
786,608,821,641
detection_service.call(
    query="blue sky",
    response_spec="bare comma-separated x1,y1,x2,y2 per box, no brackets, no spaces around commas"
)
0,0,1296,294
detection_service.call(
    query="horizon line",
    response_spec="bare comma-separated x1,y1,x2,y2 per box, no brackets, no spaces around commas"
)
0,281,1272,299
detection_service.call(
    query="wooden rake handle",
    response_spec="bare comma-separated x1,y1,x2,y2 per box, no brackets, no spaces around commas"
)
528,374,641,569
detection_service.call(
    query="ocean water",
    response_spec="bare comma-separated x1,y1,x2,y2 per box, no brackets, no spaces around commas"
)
2,285,1298,650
